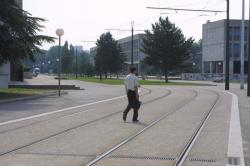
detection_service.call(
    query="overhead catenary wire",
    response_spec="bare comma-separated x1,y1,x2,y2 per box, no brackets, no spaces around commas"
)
146,7,225,13
171,0,225,8
105,28,144,32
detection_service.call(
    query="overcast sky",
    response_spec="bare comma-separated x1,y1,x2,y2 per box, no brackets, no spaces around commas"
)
23,0,248,51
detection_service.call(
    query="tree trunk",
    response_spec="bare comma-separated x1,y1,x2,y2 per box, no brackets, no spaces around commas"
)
164,69,168,83
105,72,108,79
99,72,102,81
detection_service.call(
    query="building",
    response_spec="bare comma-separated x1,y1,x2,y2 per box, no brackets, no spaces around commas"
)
118,34,146,73
202,19,249,75
0,0,23,88
74,45,83,53
90,34,147,73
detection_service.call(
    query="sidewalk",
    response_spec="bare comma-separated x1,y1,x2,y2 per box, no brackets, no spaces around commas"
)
9,75,69,86
229,86,250,166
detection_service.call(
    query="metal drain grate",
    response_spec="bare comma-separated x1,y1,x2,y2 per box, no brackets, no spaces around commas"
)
189,158,216,163
228,157,241,165
110,155,176,161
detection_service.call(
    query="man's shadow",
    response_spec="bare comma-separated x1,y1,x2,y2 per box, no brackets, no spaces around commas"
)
124,121,148,127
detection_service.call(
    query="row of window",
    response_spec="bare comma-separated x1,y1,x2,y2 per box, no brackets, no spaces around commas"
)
229,26,248,41
229,43,248,58
123,51,140,62
119,39,140,51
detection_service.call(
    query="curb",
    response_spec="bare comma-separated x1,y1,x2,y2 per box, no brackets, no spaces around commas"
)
0,91,68,104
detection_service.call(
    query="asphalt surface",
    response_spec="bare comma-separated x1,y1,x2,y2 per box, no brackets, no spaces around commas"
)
0,79,124,123
0,77,243,166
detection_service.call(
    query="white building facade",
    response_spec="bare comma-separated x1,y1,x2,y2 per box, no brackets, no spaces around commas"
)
202,19,249,76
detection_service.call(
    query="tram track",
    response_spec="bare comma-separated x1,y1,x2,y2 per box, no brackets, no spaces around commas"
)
86,89,198,166
0,88,171,157
173,90,220,166
0,88,152,135
86,89,222,166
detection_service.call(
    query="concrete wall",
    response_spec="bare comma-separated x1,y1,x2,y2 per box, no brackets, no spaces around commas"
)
0,63,10,88
202,20,225,62
202,19,249,74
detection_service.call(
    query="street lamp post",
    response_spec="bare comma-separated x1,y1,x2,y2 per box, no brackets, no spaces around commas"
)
56,28,64,96
192,62,196,73
240,0,245,90
47,61,51,74
131,21,134,67
225,0,230,90
218,62,222,73
248,1,250,96
75,47,78,79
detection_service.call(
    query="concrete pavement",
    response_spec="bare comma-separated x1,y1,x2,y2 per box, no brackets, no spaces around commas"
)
0,79,246,166
229,86,250,166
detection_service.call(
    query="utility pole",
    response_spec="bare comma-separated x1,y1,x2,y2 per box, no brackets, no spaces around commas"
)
248,0,250,96
225,0,230,90
105,26,144,69
131,21,134,67
75,47,78,79
240,0,245,89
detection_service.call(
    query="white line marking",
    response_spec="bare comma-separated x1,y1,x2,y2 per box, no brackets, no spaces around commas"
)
0,95,126,127
224,91,245,166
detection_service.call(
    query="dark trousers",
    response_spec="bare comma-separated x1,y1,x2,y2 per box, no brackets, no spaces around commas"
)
123,90,140,121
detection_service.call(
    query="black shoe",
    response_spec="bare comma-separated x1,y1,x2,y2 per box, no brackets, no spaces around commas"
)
123,114,127,122
132,120,139,123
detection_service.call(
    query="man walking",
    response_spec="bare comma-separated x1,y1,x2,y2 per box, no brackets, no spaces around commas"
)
123,67,141,122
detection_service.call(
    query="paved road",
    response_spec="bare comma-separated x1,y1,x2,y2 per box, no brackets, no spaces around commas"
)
0,79,124,123
0,79,239,166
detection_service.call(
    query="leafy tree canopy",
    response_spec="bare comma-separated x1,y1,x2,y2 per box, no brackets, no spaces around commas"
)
142,17,193,82
95,32,125,79
0,0,55,65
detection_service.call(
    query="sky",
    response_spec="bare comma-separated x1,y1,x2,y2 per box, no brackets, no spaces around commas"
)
23,0,248,51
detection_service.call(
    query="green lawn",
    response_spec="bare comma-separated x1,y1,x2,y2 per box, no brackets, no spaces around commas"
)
0,88,54,100
69,77,214,86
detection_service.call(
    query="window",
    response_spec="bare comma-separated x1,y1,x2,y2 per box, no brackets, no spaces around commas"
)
233,43,240,58
229,27,233,41
234,27,240,41
244,43,248,58
229,43,233,57
233,61,240,74
244,27,248,41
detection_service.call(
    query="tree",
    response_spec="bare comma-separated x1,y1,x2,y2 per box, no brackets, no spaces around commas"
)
110,45,125,76
180,39,202,73
95,32,124,79
61,41,73,73
190,40,202,73
78,51,91,74
46,46,61,73
142,17,193,82
0,0,54,65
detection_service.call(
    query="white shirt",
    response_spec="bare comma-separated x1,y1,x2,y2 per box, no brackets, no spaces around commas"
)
124,73,139,91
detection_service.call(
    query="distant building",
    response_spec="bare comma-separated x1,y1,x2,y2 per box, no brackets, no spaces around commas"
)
74,45,83,53
90,34,147,73
202,19,249,75
118,34,146,73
